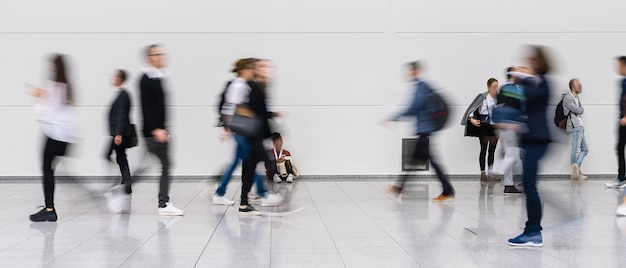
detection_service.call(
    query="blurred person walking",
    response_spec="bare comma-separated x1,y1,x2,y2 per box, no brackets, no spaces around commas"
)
607,56,626,189
28,54,78,222
384,61,455,202
492,67,525,194
138,44,183,216
507,46,553,247
105,69,136,213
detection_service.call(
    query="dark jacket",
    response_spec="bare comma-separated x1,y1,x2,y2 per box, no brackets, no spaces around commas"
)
247,81,273,139
109,89,132,136
461,92,487,137
620,78,626,118
139,74,167,137
520,75,551,144
393,79,436,135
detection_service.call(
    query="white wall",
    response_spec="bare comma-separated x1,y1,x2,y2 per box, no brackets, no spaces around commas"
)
0,0,624,176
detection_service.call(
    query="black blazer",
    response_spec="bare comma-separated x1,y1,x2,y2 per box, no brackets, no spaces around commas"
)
109,89,132,136
139,74,167,137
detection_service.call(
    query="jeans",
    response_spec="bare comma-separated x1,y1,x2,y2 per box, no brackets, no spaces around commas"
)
145,138,171,208
42,137,68,208
498,128,520,186
522,142,548,234
570,126,588,167
215,134,266,198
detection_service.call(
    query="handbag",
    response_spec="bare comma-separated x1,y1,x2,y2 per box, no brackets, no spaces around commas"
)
228,106,262,138
122,124,138,148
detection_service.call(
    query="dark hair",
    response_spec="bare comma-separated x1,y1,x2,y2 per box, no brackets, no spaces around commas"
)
52,54,73,105
569,78,578,91
528,45,551,75
145,44,160,57
407,61,421,71
506,66,515,79
117,69,127,83
617,56,626,65
487,78,498,87
271,132,282,141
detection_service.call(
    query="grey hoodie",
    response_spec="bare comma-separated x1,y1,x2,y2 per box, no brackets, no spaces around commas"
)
562,92,584,132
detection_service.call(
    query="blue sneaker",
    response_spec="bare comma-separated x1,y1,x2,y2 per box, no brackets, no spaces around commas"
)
508,232,543,247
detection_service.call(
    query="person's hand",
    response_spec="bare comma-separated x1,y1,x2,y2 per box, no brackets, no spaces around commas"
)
28,88,45,98
272,111,284,117
620,117,626,126
219,130,231,142
470,118,481,127
277,157,286,163
114,135,122,145
152,128,169,143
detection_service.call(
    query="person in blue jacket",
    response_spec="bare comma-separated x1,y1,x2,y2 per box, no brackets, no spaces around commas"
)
507,46,553,247
384,61,455,202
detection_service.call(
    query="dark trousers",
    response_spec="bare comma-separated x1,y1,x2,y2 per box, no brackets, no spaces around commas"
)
42,137,68,208
522,142,548,234
617,125,626,180
109,139,132,194
270,160,295,177
397,135,455,196
146,138,170,207
241,138,267,205
478,126,498,172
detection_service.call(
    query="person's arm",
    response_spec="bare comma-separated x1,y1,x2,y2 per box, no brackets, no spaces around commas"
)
563,94,584,115
223,81,248,117
391,83,426,121
140,76,161,133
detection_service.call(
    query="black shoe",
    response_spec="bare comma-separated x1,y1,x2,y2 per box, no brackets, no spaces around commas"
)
238,205,262,216
30,207,58,222
124,183,133,194
504,186,523,194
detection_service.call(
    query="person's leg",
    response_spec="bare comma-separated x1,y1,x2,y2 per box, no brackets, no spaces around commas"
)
254,172,267,197
114,140,132,189
522,143,548,234
499,128,517,186
216,135,247,196
487,137,498,173
241,138,262,206
42,138,57,209
617,125,626,179
576,127,589,167
147,138,170,207
425,135,455,196
479,136,488,173
285,160,295,176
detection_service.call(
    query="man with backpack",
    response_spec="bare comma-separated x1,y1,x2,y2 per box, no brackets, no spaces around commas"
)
383,60,455,202
562,78,588,180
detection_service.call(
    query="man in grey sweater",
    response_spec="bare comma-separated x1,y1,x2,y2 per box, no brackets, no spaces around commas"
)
563,78,588,180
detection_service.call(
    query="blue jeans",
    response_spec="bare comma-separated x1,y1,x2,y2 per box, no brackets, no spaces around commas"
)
570,126,588,167
215,134,266,197
522,143,548,234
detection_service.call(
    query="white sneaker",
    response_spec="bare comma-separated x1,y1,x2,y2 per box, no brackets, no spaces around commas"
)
158,202,184,216
106,185,131,214
261,193,283,207
605,180,626,188
212,195,235,205
273,174,282,183
571,164,579,180
286,174,294,183
617,204,626,216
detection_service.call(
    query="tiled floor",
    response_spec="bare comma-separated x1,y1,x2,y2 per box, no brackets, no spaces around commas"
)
1,178,626,268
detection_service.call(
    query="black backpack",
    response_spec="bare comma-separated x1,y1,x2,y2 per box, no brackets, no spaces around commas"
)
431,90,449,132
554,96,569,129
216,80,233,126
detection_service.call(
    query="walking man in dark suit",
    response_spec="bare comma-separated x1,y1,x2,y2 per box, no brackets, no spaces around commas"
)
106,69,133,213
139,44,184,216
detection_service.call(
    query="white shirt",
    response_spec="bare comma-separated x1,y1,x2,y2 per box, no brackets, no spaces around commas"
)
36,80,77,143
222,77,250,116
478,94,496,125
142,67,165,79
